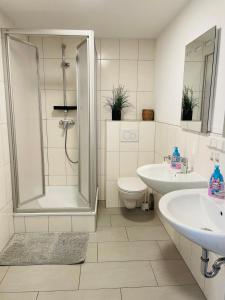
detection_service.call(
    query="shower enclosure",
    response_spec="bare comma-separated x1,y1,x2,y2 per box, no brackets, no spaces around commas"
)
2,29,98,214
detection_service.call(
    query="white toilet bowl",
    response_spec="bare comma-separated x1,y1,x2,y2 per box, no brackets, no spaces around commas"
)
118,177,147,209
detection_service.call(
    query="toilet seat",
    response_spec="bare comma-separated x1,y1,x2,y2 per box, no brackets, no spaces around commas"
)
118,177,147,193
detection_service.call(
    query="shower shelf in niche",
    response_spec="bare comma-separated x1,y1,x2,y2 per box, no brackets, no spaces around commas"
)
53,105,77,112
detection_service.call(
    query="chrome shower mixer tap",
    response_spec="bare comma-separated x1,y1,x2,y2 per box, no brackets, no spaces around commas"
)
59,119,75,129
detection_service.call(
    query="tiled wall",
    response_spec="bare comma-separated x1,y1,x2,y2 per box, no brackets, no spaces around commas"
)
28,36,81,186
106,121,155,207
13,214,96,233
97,39,155,200
154,121,225,300
0,31,14,250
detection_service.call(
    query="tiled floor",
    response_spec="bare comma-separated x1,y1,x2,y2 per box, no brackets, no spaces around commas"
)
0,204,206,300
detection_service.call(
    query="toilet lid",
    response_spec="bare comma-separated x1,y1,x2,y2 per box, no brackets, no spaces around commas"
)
118,177,147,193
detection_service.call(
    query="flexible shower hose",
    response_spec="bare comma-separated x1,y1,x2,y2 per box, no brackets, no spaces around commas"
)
65,125,78,164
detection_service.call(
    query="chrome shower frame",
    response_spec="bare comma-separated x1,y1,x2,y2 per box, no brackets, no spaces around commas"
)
1,29,98,213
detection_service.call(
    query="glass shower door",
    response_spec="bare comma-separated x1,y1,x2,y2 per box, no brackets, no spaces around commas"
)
7,36,45,208
77,37,97,209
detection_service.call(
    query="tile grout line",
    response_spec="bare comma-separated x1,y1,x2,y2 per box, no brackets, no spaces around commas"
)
97,242,99,262
36,291,39,300
0,284,200,294
0,266,9,286
77,265,82,290
124,226,129,241
119,287,123,300
148,260,159,287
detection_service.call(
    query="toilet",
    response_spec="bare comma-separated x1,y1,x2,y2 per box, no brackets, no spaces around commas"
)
117,177,147,209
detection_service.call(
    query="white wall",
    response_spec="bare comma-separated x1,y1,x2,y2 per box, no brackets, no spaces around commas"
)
154,0,225,134
97,39,155,200
0,12,14,250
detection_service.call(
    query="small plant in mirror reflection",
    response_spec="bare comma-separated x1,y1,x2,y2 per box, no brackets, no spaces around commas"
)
182,86,198,120
105,85,130,120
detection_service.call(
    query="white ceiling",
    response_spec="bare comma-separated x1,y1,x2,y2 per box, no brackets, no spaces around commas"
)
0,0,190,38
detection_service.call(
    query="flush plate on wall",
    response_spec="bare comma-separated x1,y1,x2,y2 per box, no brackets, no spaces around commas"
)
120,129,139,142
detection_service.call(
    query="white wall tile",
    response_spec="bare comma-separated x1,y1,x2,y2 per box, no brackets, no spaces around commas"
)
62,37,82,58
119,151,138,177
25,216,48,232
138,61,154,91
67,175,78,186
139,121,155,151
49,216,71,232
138,151,154,166
101,60,119,90
49,176,67,186
47,120,64,148
14,217,26,233
48,148,66,175
119,60,137,91
106,152,119,180
65,149,78,175
43,37,62,59
66,59,76,90
138,40,155,60
106,180,119,208
106,122,120,151
120,40,138,60
101,39,119,59
44,59,63,90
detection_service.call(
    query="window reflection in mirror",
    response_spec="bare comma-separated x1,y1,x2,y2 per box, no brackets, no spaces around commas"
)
181,26,219,133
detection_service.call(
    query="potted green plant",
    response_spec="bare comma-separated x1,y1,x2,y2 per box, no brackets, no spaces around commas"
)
105,85,130,120
182,86,198,120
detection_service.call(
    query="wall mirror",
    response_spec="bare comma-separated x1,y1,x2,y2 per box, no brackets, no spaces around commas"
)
180,26,219,133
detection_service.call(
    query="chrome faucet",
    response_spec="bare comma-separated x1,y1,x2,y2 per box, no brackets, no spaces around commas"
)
164,155,172,163
59,119,75,130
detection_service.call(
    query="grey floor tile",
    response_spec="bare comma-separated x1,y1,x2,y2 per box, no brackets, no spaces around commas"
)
89,227,128,242
98,207,122,215
38,289,121,300
0,292,38,300
0,267,8,282
79,261,157,289
97,214,111,227
111,213,161,227
98,241,163,262
157,241,181,260
151,260,195,286
126,225,170,241
0,265,80,292
86,243,97,262
121,285,206,300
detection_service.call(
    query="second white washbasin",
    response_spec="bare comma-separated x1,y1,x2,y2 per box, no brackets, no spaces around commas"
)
137,163,207,194
159,189,225,256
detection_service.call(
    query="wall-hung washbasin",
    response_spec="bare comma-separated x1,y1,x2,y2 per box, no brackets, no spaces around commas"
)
159,189,225,256
136,164,207,194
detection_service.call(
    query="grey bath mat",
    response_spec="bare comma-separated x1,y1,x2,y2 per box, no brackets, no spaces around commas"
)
0,232,89,265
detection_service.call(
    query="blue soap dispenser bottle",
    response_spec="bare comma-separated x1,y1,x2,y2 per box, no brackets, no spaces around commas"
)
171,147,181,169
208,164,225,199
